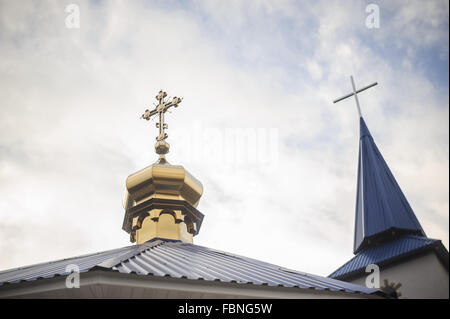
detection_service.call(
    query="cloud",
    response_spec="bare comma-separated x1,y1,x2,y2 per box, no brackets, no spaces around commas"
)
0,0,448,276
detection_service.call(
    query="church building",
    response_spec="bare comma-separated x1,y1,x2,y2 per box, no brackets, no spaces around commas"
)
0,85,447,299
0,90,383,299
329,78,449,299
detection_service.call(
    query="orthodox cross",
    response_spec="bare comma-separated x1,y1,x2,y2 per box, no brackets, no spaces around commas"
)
333,76,377,117
141,90,182,155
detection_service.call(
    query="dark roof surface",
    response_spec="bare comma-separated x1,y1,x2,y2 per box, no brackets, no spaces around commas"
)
329,235,443,280
0,239,378,295
353,117,425,253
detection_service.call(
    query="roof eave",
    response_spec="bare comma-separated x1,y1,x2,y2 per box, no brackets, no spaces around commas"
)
330,240,447,281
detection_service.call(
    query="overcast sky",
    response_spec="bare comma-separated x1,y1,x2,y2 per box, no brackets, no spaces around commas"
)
0,0,448,277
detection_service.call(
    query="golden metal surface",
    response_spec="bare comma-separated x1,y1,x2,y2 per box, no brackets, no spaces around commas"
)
131,209,194,244
125,162,203,207
141,90,182,156
123,197,203,237
123,91,203,244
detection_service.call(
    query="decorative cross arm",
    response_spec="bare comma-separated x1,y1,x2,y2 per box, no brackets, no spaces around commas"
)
333,76,377,117
141,90,182,157
333,82,378,104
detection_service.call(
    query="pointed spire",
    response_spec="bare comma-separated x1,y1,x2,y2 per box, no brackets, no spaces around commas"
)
353,117,426,253
359,116,371,138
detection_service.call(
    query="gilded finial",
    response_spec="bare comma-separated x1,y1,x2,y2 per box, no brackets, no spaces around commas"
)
124,91,203,244
141,90,182,159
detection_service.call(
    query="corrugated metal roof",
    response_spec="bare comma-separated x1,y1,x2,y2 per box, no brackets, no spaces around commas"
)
354,117,425,253
329,235,438,279
0,245,140,284
0,240,377,295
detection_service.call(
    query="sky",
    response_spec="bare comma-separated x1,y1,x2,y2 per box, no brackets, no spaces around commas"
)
0,0,448,277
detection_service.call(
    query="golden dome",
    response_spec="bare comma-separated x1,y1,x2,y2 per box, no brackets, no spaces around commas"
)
122,90,204,244
122,158,204,244
124,159,203,210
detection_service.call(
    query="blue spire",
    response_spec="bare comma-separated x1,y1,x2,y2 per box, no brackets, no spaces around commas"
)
353,117,426,253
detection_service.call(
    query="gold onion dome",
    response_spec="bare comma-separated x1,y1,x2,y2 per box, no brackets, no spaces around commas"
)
122,90,204,244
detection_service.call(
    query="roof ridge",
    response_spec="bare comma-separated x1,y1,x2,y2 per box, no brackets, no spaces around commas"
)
97,240,165,269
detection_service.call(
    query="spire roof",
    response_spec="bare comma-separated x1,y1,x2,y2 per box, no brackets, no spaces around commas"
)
330,235,447,280
353,117,426,253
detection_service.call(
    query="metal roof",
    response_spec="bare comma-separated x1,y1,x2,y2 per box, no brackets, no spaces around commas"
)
329,235,440,280
0,239,378,295
353,117,425,253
